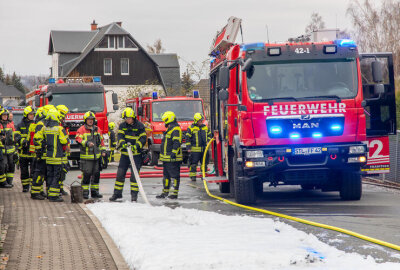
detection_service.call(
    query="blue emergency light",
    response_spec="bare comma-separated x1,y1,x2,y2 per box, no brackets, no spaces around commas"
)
193,90,199,98
48,78,56,84
289,132,300,139
241,42,265,52
270,126,282,134
93,77,101,82
152,92,158,99
312,132,323,138
336,39,357,47
331,124,342,131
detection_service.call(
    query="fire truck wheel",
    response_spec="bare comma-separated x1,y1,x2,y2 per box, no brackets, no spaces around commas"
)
149,150,159,166
339,171,362,200
219,182,230,193
233,150,256,204
228,147,234,197
254,179,263,195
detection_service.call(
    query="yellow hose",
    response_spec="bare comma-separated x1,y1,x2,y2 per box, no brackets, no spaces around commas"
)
201,138,400,252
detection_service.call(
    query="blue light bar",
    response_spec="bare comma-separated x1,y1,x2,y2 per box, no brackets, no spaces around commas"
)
193,90,199,98
335,39,357,47
289,132,300,139
331,124,342,131
152,92,158,99
93,77,101,82
270,126,282,134
312,132,323,138
241,42,265,51
48,78,56,84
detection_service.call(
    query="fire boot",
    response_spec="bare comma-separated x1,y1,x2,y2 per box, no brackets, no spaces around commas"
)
0,182,12,188
156,192,168,199
49,196,64,202
168,194,178,199
22,185,30,192
7,178,14,188
131,192,138,202
60,189,69,196
191,176,196,182
31,193,45,200
91,190,103,199
109,194,122,202
83,189,89,200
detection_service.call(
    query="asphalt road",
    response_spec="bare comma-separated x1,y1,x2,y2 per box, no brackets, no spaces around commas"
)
65,163,400,263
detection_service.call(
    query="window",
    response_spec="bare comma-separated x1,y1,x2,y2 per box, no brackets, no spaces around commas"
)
125,37,137,48
118,36,124,48
104,58,112,75
98,38,108,48
109,36,115,48
121,58,129,75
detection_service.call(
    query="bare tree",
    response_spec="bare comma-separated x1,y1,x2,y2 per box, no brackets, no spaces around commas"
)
180,58,210,83
347,0,400,77
305,12,326,34
147,39,165,54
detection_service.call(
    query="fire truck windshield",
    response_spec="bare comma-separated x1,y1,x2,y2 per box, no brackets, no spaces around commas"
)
152,100,203,121
246,59,358,101
49,92,105,113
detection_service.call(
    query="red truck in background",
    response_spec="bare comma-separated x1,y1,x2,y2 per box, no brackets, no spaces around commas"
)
26,77,119,163
125,91,206,165
210,17,397,204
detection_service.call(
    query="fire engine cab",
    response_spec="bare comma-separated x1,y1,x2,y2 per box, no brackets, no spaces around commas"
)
210,17,396,204
26,77,119,162
125,91,206,165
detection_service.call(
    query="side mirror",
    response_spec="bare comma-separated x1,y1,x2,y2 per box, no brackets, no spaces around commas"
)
34,95,40,106
113,104,119,111
138,107,143,116
218,89,229,101
45,91,53,102
112,93,118,104
374,84,385,95
242,58,253,72
218,66,230,89
372,61,383,83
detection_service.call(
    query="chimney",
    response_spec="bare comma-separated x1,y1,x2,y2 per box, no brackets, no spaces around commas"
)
116,22,122,27
91,20,98,31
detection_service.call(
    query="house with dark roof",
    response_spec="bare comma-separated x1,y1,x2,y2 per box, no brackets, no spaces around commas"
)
48,21,167,103
150,53,181,95
0,81,24,106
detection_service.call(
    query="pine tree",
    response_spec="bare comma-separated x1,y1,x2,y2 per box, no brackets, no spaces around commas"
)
5,74,11,85
0,67,4,82
181,71,194,94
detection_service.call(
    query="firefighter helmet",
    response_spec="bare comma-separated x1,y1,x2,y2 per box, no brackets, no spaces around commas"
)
35,107,45,119
109,122,116,130
0,108,9,117
122,107,135,119
84,111,96,122
46,108,60,122
56,105,69,119
162,111,176,124
23,106,35,117
193,113,204,124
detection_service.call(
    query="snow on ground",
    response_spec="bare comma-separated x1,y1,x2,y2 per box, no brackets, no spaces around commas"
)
88,202,399,270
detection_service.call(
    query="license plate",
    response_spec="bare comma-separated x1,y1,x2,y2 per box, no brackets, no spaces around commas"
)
70,139,76,144
294,147,322,155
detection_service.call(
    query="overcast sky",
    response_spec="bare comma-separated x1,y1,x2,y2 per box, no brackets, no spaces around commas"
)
0,0,358,77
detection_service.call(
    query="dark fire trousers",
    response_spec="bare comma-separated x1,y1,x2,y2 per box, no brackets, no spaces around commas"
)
113,154,142,196
47,164,62,198
162,161,181,196
80,159,100,194
189,151,209,178
31,159,46,195
20,157,34,188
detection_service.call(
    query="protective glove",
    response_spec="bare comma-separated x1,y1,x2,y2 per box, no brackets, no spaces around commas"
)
170,152,176,159
131,145,138,152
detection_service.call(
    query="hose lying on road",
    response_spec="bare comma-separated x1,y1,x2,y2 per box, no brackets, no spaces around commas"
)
201,138,400,252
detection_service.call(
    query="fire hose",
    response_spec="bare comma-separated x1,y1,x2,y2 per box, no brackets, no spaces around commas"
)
127,143,151,206
201,138,400,252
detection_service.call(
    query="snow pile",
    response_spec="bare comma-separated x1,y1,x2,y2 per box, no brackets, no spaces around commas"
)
88,202,399,270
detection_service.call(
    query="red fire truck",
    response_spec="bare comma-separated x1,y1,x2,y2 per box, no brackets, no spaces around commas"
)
125,91,206,165
210,17,396,204
26,77,119,162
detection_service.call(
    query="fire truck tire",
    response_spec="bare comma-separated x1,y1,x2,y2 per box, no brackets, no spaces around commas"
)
228,147,234,197
149,150,159,166
254,179,263,195
233,151,256,204
340,171,362,200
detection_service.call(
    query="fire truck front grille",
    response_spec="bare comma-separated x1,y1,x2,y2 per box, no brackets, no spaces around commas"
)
65,122,83,132
283,169,329,184
287,155,327,165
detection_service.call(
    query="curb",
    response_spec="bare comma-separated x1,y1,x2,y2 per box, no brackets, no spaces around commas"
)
79,203,130,270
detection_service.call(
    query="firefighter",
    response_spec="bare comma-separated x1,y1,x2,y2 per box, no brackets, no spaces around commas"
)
75,111,106,199
34,108,68,202
109,108,147,202
57,105,70,196
0,108,15,188
15,106,36,192
186,113,212,181
108,122,116,162
30,107,48,200
156,111,182,199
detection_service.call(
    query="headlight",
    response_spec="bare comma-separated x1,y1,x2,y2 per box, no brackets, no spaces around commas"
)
153,133,163,140
245,150,264,158
349,146,365,154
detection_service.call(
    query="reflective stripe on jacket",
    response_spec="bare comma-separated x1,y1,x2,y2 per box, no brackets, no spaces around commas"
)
15,118,36,158
0,121,15,154
160,121,182,162
186,123,211,152
117,121,147,156
75,125,105,160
